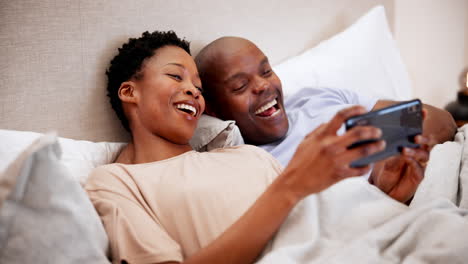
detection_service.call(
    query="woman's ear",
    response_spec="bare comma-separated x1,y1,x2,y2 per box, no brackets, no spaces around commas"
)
118,81,138,103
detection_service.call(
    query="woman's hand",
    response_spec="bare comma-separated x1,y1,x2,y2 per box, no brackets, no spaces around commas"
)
280,105,386,200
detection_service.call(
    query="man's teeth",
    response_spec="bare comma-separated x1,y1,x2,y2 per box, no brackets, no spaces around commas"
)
255,99,277,115
176,104,197,116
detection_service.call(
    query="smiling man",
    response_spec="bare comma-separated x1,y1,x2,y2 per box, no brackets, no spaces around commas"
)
195,36,457,203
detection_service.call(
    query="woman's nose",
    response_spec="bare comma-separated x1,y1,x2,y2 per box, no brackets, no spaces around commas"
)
184,85,200,99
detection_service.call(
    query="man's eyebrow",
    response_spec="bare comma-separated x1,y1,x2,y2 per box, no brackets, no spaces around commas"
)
224,72,245,83
260,57,269,66
224,57,270,83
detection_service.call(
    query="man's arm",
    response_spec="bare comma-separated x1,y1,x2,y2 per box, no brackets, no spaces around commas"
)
369,99,453,204
372,100,457,143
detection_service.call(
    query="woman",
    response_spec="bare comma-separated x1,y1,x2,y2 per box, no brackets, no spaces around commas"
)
85,30,387,264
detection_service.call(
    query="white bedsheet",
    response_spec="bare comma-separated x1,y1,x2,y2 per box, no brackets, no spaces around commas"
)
257,125,468,264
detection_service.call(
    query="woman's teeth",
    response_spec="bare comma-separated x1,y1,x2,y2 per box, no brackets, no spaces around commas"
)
255,99,277,115
176,103,197,116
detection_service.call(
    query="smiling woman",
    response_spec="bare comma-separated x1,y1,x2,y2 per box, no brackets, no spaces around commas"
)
120,45,204,155
84,30,387,264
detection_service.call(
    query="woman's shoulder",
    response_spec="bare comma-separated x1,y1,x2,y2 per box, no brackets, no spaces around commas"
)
85,163,134,190
207,144,276,161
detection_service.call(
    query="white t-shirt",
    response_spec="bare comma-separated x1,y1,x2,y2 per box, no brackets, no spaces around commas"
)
85,145,282,264
260,87,378,167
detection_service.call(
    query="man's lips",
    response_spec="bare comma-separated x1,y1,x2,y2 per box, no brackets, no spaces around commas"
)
254,98,281,118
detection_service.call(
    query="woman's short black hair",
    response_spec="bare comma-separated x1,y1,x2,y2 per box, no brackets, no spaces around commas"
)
106,30,190,132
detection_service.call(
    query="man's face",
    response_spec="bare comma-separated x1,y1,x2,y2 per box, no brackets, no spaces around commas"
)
204,41,289,145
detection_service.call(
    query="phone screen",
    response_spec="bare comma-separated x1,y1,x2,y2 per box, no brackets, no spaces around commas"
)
345,99,423,168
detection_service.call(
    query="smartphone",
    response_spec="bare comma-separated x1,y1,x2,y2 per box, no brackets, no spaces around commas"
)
345,99,423,168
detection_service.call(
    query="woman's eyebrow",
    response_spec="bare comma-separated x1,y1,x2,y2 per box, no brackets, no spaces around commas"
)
164,62,185,69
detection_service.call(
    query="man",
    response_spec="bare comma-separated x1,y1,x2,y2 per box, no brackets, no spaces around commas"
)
195,36,457,203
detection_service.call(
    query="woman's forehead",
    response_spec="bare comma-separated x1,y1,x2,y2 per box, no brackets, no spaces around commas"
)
145,46,198,73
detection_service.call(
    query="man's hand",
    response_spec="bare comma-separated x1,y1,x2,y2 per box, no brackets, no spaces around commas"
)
369,135,436,203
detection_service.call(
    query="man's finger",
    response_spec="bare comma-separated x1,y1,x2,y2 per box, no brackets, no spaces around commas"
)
402,148,430,163
415,134,437,151
374,157,407,194
414,135,429,145
388,157,424,203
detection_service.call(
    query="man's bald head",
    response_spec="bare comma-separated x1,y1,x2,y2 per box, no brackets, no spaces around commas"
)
195,37,256,101
195,36,255,73
194,37,289,145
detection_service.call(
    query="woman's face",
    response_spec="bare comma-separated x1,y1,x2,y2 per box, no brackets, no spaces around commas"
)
132,45,205,145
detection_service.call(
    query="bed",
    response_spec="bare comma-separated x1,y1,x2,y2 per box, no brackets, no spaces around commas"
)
1,1,468,263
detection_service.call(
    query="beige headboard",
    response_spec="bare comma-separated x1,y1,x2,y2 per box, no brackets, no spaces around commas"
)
0,0,394,142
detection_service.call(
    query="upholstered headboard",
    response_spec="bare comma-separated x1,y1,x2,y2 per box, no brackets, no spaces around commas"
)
0,0,394,142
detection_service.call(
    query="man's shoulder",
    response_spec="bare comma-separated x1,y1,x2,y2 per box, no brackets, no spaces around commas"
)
285,87,350,105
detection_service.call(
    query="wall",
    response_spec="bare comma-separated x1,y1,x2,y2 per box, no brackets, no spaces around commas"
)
0,0,393,141
394,0,468,109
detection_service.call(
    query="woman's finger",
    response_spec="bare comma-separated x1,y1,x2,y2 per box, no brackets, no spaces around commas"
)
334,126,382,149
325,106,367,135
335,140,386,165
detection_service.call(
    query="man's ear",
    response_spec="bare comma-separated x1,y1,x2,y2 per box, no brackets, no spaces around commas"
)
118,81,138,103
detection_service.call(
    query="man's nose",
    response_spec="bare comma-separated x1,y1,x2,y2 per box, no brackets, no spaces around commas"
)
252,76,269,94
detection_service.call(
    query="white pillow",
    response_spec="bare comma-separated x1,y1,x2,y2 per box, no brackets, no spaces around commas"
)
0,133,109,263
0,129,125,186
0,116,244,185
273,6,412,101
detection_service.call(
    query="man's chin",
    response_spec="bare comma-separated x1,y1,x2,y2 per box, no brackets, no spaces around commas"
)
247,135,284,145
246,125,288,145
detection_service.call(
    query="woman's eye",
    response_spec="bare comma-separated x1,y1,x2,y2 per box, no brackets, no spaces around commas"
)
196,86,204,92
168,74,182,81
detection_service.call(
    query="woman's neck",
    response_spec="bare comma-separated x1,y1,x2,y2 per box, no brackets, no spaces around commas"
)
117,127,193,165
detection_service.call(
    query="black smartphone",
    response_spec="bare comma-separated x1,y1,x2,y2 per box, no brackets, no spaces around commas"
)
345,99,423,168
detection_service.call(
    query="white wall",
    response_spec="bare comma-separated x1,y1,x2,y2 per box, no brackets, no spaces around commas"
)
466,7,468,69
394,0,468,109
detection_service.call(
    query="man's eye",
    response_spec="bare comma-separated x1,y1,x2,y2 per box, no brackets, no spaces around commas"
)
234,85,246,92
233,82,247,92
196,86,204,92
167,74,182,81
263,69,272,76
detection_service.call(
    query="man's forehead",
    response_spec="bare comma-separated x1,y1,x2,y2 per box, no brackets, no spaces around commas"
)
216,44,266,75
222,55,269,82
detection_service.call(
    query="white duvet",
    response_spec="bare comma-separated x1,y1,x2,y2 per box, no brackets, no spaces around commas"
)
257,126,468,264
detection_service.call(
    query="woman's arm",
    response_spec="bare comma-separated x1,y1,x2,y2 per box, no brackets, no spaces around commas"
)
164,106,384,264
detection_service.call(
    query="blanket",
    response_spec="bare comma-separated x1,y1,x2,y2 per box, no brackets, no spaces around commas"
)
257,125,468,264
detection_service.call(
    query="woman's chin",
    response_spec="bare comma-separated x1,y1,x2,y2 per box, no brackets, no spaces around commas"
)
169,135,195,147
